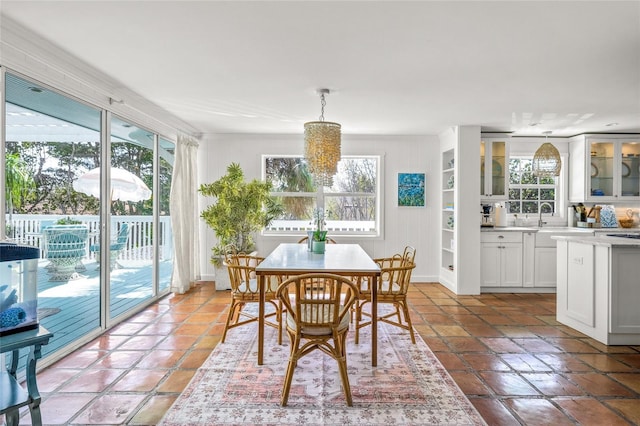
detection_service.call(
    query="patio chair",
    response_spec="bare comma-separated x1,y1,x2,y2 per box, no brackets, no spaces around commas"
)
90,223,130,270
276,273,359,406
43,225,89,281
353,249,417,344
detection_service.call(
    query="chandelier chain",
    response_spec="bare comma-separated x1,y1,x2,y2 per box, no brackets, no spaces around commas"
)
319,93,326,122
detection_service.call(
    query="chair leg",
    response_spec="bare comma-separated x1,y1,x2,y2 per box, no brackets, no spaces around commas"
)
281,332,300,406
400,300,416,344
221,301,241,343
335,332,353,406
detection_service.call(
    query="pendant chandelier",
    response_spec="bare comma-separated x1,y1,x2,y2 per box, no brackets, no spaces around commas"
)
533,131,561,178
304,88,341,186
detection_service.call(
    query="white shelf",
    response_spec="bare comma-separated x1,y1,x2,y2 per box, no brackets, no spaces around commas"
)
441,148,456,273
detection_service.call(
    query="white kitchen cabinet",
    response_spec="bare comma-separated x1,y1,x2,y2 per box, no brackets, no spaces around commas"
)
480,137,509,201
534,247,557,287
481,232,522,288
556,236,640,345
569,134,640,202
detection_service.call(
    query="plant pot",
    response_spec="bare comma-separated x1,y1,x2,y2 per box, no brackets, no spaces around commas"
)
312,240,326,254
215,263,232,290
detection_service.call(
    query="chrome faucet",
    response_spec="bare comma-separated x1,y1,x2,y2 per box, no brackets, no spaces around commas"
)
538,202,554,227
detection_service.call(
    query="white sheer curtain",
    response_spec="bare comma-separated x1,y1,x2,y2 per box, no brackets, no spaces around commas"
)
170,134,200,294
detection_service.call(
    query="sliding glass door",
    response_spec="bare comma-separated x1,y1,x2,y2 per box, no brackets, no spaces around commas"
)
3,71,174,363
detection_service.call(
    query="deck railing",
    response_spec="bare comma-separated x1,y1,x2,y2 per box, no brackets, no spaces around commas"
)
7,214,173,261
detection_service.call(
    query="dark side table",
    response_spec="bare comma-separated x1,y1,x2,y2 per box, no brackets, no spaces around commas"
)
1,326,52,426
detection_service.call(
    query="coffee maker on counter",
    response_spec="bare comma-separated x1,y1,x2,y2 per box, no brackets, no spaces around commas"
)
481,204,494,227
481,203,508,227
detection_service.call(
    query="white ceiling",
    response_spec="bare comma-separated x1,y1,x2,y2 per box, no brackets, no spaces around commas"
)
2,1,640,137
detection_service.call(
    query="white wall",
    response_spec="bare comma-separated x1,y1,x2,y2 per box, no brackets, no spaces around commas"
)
197,133,441,283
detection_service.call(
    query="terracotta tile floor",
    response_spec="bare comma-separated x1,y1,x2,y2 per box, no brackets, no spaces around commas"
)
8,282,640,425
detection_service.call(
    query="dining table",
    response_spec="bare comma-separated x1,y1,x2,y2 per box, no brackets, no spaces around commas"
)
255,243,382,366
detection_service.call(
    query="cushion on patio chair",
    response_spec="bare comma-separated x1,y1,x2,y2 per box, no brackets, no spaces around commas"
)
90,223,130,270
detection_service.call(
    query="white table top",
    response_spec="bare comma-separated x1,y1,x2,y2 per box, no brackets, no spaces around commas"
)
255,243,380,275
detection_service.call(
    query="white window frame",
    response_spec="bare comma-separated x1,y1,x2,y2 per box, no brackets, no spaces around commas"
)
262,154,383,237
507,154,567,226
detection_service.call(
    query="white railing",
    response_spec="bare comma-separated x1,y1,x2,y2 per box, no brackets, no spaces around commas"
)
266,219,376,233
7,214,173,261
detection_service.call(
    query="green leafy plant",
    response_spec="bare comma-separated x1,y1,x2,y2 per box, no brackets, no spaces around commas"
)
56,217,82,225
311,208,327,241
199,163,284,260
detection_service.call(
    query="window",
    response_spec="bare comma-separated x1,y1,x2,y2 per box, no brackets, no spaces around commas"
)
263,155,380,236
508,157,558,214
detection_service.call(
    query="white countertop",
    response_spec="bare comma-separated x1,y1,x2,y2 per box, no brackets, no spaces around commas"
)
481,226,639,234
481,226,595,233
551,233,640,247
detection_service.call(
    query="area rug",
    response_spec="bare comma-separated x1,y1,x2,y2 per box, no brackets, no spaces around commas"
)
159,318,486,426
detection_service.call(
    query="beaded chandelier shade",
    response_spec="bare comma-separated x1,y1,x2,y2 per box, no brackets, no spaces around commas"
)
533,131,561,178
304,89,341,186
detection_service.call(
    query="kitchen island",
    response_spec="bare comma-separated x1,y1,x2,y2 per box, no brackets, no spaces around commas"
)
553,233,640,345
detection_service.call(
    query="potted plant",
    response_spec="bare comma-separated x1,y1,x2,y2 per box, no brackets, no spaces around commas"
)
311,208,328,254
199,163,283,288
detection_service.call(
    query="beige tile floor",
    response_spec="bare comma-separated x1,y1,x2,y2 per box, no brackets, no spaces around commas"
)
7,282,640,425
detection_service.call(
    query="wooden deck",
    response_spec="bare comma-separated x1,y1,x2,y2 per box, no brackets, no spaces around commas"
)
10,258,173,371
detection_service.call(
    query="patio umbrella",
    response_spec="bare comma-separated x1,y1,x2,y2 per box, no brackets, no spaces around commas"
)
73,167,151,202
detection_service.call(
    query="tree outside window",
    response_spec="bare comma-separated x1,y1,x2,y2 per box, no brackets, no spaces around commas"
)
264,156,379,235
508,157,557,214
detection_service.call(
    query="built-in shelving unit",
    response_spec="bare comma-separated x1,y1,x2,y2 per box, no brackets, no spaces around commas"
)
442,148,455,273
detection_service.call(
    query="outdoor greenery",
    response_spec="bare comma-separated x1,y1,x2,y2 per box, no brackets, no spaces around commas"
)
200,163,284,258
508,157,556,214
4,141,160,216
55,217,83,225
5,152,35,214
264,157,376,223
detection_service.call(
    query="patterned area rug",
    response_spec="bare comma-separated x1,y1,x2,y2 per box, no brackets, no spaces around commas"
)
160,316,486,425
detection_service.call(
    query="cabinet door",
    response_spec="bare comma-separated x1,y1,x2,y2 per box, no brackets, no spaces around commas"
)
589,141,615,198
501,244,523,287
620,141,640,198
480,244,501,287
534,247,557,287
481,139,508,200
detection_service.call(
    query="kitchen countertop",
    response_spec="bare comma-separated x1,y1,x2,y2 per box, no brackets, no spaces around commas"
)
481,226,595,233
481,226,639,233
551,233,640,247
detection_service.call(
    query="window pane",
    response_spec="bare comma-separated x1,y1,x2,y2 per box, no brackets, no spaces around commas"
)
325,158,377,194
540,202,554,213
509,202,521,213
540,189,555,200
523,201,538,213
509,159,521,184
271,196,316,221
522,188,539,200
509,188,521,200
265,157,315,192
265,155,379,234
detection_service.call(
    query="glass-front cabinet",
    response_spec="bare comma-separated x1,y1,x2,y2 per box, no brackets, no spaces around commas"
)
569,135,640,202
480,137,509,201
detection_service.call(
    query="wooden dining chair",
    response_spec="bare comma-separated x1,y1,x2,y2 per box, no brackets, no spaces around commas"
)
221,253,282,344
353,250,417,344
276,273,359,406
